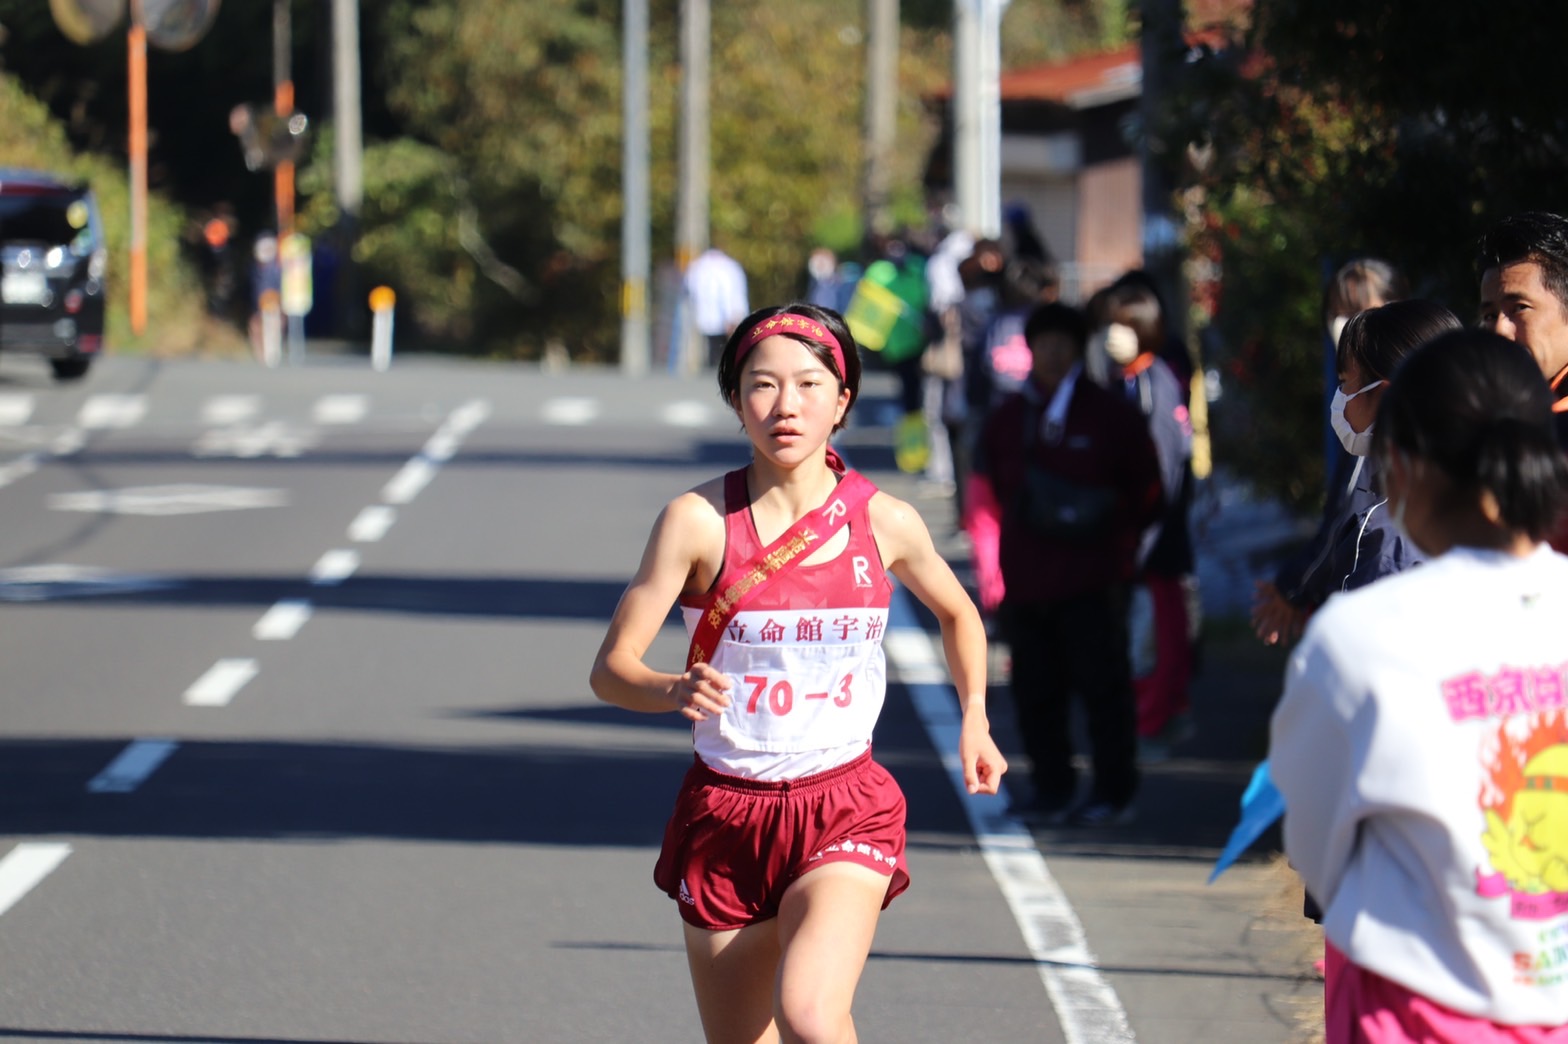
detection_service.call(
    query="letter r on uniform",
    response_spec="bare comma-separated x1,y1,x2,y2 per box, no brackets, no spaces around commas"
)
823,499,847,522
853,555,871,586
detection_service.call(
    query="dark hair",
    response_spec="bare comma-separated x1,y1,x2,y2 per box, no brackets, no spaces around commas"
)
1022,301,1089,356
1475,211,1568,315
1373,328,1568,541
1104,281,1164,355
1324,258,1407,321
1336,299,1462,384
717,302,862,433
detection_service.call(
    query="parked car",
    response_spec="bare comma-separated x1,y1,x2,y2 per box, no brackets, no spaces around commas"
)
0,168,107,380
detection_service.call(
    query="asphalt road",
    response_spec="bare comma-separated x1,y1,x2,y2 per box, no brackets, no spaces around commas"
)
0,349,1316,1043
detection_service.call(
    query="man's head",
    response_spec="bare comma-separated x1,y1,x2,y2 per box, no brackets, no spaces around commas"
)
1476,211,1568,381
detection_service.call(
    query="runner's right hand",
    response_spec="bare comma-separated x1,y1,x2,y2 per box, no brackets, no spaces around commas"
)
671,663,732,721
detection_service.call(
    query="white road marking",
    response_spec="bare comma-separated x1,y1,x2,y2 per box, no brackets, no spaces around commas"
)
254,599,313,640
348,505,396,542
200,394,260,426
0,451,40,490
0,393,33,426
0,843,72,918
382,399,490,504
0,564,177,602
49,484,288,516
183,658,258,707
541,397,599,425
885,623,1134,1044
661,401,713,428
51,429,85,455
382,458,436,504
313,394,368,424
86,738,179,793
309,549,359,586
77,394,146,429
192,421,315,459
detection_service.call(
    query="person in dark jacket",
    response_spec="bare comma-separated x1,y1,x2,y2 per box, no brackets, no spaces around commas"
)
1252,300,1462,646
976,302,1163,827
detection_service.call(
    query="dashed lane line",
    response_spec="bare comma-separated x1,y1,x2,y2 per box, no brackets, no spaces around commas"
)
0,393,33,426
183,658,259,707
86,738,179,793
0,843,72,919
348,505,396,542
254,599,313,640
309,550,360,586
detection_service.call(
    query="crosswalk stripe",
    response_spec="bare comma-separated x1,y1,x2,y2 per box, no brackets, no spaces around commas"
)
542,397,600,425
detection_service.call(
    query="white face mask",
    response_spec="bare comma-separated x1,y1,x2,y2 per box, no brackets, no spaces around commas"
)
1329,380,1384,456
1104,322,1140,365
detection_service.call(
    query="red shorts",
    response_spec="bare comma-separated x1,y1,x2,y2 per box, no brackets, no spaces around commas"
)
653,749,910,931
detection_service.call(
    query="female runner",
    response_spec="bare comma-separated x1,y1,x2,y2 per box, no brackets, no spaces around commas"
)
1270,329,1568,1041
591,302,1007,1044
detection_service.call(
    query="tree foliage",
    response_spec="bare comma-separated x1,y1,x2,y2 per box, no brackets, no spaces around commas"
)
1166,1,1568,513
0,72,206,352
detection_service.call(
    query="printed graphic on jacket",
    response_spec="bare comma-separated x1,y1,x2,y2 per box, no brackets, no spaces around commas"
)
1466,682,1568,986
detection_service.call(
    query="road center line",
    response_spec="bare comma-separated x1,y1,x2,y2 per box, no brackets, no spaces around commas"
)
309,550,360,586
254,599,313,640
348,505,396,542
0,843,72,918
183,658,258,707
87,738,179,793
381,458,436,504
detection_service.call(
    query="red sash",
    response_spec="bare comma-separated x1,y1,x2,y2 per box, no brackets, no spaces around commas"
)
686,469,878,669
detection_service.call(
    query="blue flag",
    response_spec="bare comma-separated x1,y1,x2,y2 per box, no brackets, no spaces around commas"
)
1208,760,1285,884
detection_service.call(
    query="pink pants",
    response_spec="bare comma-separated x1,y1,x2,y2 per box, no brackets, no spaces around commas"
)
1134,574,1191,738
1324,940,1568,1043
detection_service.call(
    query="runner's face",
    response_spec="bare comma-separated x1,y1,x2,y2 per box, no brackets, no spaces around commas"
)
1480,261,1568,379
735,335,849,464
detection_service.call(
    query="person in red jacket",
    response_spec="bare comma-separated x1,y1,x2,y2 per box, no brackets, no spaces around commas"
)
975,301,1164,827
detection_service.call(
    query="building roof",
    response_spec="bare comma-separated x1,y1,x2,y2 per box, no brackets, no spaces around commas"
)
996,44,1144,110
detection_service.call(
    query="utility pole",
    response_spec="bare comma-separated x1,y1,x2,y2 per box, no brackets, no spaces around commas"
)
273,0,294,239
952,0,1006,238
861,0,898,241
621,0,651,375
128,0,147,334
332,0,363,337
674,0,709,376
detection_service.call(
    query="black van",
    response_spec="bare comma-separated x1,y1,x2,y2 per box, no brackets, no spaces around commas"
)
0,168,107,380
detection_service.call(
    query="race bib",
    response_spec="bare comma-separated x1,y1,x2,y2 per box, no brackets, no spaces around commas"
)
714,639,886,754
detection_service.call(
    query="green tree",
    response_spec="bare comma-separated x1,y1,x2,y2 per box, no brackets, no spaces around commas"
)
1166,1,1568,513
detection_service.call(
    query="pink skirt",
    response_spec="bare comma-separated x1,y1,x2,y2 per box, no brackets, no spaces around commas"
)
1324,940,1568,1043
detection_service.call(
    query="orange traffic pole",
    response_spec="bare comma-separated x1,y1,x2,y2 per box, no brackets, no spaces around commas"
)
274,79,294,238
128,11,147,335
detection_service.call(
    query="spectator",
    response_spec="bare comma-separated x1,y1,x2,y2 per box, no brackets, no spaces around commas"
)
1101,280,1197,759
1270,328,1568,1041
1321,258,1408,487
685,243,749,367
975,302,1163,826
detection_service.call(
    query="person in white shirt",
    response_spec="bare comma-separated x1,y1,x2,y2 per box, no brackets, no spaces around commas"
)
685,246,750,367
1271,329,1568,1041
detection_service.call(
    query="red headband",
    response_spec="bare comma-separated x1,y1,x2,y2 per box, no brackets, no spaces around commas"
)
734,313,847,379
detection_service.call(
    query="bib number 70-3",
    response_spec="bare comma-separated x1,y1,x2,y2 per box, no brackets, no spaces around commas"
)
743,673,854,716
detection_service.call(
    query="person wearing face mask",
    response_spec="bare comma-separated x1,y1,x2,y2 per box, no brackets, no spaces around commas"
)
1252,300,1462,648
1101,282,1197,759
1269,329,1568,1042
1321,258,1409,489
